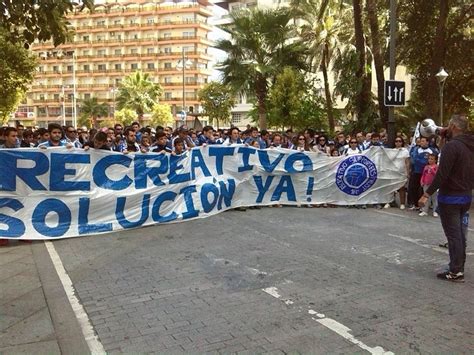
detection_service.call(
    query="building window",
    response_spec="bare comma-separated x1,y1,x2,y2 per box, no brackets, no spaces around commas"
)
147,63,155,69
114,20,121,25
67,65,73,72
96,35,104,42
38,66,44,72
147,48,154,54
147,18,154,24
110,32,115,37
67,94,73,100
163,32,171,38
182,31,194,38
83,35,89,42
98,64,106,71
54,94,60,100
133,34,139,39
164,47,172,53
232,113,242,124
53,66,59,73
115,64,122,70
96,20,105,26
114,49,122,55
130,48,138,54
84,93,91,100
83,64,90,71
164,77,172,83
165,92,172,100
131,63,138,70
164,62,172,69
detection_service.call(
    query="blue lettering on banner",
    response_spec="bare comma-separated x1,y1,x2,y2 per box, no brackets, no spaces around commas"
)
50,153,90,191
284,153,313,173
190,149,211,179
257,151,285,173
272,176,296,201
200,183,219,213
179,185,199,219
253,175,275,203
152,191,178,223
335,155,378,195
78,197,113,234
116,194,151,229
0,151,48,191
93,155,132,190
217,179,236,209
0,198,25,238
209,146,235,175
32,199,71,237
237,147,255,172
169,154,191,184
134,154,168,189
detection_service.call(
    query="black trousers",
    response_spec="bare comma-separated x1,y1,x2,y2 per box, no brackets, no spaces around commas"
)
407,172,422,206
438,202,470,273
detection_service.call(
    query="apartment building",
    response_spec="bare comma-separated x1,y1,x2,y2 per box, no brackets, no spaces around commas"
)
15,0,214,127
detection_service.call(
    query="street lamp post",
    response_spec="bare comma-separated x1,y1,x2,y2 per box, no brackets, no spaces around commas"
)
176,48,192,120
61,85,66,126
110,86,117,123
435,67,448,126
72,51,77,128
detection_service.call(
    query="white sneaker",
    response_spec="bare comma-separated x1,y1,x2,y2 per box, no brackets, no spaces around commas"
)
384,203,391,209
433,212,439,217
419,211,428,217
400,204,406,210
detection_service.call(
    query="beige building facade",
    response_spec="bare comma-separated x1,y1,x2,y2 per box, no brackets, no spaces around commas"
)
15,0,214,127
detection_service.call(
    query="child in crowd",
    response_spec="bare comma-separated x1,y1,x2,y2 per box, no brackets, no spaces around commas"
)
419,153,439,217
173,138,186,155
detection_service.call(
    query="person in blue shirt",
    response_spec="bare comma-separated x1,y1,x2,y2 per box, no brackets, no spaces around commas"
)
62,125,83,148
198,126,217,145
407,136,437,209
38,123,71,148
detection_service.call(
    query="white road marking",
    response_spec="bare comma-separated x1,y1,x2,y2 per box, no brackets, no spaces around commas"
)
263,286,393,354
375,209,474,232
45,241,105,354
388,233,474,256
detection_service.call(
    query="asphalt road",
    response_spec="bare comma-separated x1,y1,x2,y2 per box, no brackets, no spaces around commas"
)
48,206,473,354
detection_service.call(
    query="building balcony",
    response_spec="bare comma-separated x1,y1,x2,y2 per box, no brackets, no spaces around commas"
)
74,20,211,32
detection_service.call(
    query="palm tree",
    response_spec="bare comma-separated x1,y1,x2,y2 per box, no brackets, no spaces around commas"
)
116,71,163,123
79,97,109,128
290,0,352,132
215,8,308,130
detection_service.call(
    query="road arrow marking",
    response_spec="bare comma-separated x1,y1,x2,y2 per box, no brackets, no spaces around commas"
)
387,86,392,101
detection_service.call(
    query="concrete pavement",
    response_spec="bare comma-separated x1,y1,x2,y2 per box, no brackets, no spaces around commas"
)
1,206,473,353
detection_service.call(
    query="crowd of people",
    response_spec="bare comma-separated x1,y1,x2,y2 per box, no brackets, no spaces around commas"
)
0,121,442,213
1,118,472,284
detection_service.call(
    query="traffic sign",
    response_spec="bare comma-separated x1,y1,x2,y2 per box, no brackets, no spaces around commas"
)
384,80,406,106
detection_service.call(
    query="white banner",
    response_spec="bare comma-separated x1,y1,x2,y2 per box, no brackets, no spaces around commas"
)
0,146,407,240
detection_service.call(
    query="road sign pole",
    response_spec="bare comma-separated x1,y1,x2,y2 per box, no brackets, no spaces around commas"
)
387,0,396,148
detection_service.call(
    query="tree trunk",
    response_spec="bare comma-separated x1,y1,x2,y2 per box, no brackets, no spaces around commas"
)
256,76,267,129
423,0,449,123
352,0,372,123
321,42,335,132
366,0,388,127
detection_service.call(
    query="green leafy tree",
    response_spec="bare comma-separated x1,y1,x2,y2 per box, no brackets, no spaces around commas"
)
267,67,306,129
0,0,94,47
0,31,37,124
79,97,109,128
215,8,309,130
399,1,473,122
150,103,174,127
290,0,351,132
116,71,163,123
198,82,235,129
114,108,137,127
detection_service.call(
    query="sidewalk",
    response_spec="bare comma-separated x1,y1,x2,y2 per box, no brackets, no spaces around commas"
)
0,241,89,354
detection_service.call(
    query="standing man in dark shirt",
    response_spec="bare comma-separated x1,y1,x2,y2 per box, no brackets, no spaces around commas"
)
419,115,474,282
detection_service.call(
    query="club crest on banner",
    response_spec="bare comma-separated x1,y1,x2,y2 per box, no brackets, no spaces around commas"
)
335,155,378,196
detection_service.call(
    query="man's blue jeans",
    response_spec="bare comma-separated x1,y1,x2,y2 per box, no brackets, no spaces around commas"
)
438,202,470,273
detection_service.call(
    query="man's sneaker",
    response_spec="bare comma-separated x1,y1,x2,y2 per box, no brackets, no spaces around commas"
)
384,203,391,209
419,211,428,216
437,271,464,283
438,242,448,248
433,212,439,217
400,204,406,210
408,205,418,211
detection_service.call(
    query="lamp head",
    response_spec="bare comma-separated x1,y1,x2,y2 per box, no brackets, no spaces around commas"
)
435,67,448,83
